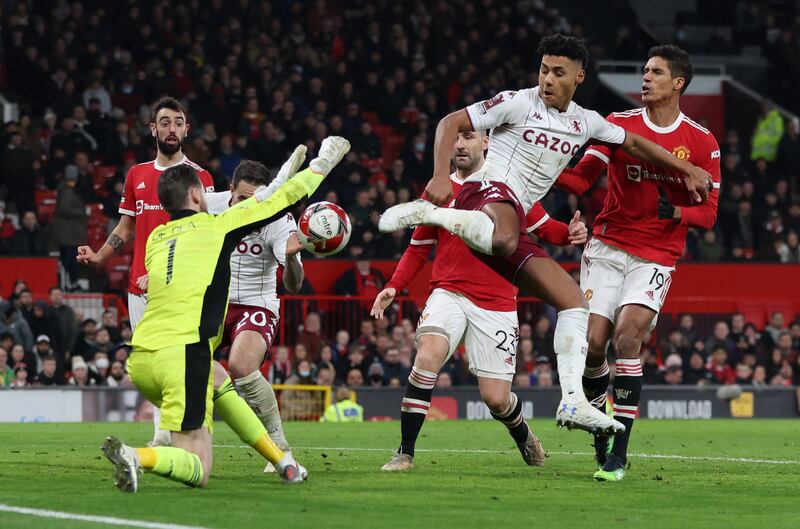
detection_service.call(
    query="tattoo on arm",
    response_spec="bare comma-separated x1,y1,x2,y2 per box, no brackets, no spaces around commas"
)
106,234,125,253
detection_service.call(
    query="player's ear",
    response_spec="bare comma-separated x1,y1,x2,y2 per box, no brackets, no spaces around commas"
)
184,122,191,136
674,77,685,93
575,68,585,85
149,121,157,138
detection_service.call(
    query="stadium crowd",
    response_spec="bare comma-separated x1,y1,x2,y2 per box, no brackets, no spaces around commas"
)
0,1,798,392
0,0,798,268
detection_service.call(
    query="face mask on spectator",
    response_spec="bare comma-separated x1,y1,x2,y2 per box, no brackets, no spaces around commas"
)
96,358,109,369
299,369,311,378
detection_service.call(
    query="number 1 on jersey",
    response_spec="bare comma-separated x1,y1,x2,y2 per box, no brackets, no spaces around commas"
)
166,238,177,284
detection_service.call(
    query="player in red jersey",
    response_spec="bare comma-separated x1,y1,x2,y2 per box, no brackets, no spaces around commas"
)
556,45,721,481
374,130,588,471
380,35,712,436
77,97,215,446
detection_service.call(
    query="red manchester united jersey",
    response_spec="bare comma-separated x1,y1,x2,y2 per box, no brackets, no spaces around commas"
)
386,174,567,312
119,156,214,294
559,109,721,267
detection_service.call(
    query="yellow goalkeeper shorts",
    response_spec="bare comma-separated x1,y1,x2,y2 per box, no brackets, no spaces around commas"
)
128,342,214,433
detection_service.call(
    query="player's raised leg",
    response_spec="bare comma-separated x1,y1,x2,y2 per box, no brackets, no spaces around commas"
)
515,257,624,435
378,195,521,257
594,304,652,482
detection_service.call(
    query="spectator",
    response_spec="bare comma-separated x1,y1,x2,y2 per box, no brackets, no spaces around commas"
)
663,365,683,385
296,312,328,363
696,230,724,262
763,311,787,349
683,351,714,385
345,368,365,388
707,346,736,384
48,287,78,355
315,364,335,387
267,345,292,384
72,318,98,361
678,314,698,346
367,362,385,387
50,165,88,290
532,315,556,365
734,363,753,384
3,131,36,214
513,373,532,387
0,302,34,352
28,304,60,352
752,365,768,387
9,211,49,256
332,330,350,362
32,354,64,386
536,370,554,387
0,347,13,386
705,321,736,358
88,352,110,384
16,288,36,327
641,347,661,384
11,364,30,387
68,357,94,386
335,260,386,317
351,122,383,159
100,310,121,343
106,360,131,387
435,371,453,388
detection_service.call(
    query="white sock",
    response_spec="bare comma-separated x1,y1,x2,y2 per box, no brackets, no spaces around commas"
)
424,207,495,255
235,370,290,450
554,308,590,405
151,407,171,445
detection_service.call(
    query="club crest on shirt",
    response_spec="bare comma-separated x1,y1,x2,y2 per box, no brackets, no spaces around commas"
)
672,145,691,160
584,289,593,301
570,119,582,134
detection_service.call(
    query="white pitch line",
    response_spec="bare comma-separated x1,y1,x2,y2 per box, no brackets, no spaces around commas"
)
213,444,800,465
0,504,215,529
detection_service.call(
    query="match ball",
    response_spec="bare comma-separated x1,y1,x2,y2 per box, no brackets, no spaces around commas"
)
297,201,352,256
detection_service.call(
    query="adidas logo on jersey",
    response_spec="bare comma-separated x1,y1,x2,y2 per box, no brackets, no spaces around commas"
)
136,182,146,190
645,290,654,300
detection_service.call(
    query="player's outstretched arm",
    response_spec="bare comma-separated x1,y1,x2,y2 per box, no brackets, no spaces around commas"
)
77,214,134,265
282,233,305,294
426,110,473,205
620,132,710,203
557,151,608,196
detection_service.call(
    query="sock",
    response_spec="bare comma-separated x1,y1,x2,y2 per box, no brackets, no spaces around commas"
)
610,358,643,460
399,366,437,457
424,207,495,255
213,377,286,466
583,359,610,410
554,308,590,404
235,370,289,450
135,446,204,487
489,392,531,444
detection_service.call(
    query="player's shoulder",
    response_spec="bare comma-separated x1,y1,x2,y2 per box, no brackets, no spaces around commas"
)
608,107,645,122
183,157,206,172
681,116,719,144
126,160,156,178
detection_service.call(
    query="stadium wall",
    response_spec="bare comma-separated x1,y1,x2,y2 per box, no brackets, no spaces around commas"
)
0,387,797,423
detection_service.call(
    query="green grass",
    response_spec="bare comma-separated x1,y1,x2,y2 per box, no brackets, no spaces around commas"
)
0,420,798,529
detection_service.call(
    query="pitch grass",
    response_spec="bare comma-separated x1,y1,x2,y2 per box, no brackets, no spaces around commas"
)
0,420,798,529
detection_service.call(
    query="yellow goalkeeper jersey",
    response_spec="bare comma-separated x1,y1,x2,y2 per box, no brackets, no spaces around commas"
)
131,172,321,352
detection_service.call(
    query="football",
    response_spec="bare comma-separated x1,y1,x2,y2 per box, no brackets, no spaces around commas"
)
297,201,352,256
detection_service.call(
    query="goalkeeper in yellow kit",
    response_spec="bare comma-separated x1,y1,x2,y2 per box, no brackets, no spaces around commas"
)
101,137,350,492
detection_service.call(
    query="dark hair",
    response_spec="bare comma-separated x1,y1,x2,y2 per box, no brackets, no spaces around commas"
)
42,354,57,363
151,96,187,123
538,34,589,68
158,164,202,215
48,286,62,294
648,45,693,94
20,288,32,296
232,160,271,188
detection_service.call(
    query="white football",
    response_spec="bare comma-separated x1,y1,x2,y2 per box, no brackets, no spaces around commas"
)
297,201,352,256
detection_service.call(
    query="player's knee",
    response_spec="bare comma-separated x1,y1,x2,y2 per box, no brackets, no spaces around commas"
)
227,358,249,380
482,392,509,415
491,231,518,257
586,334,607,360
613,331,642,358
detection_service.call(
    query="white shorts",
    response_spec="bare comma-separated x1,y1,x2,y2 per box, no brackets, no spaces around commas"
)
416,289,518,381
580,238,674,330
127,292,148,331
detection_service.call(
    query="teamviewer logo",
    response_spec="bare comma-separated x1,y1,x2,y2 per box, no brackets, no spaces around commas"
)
626,164,642,182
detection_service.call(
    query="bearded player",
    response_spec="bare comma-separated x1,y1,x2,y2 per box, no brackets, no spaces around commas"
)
206,160,305,473
556,45,720,481
380,34,712,435
375,129,588,471
78,97,217,445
